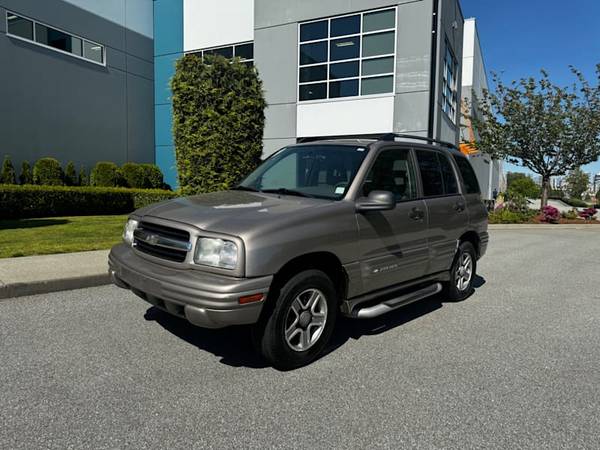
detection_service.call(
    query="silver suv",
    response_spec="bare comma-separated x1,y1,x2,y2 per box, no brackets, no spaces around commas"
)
109,135,488,369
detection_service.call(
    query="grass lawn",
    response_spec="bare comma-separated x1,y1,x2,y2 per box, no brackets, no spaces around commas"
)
0,215,128,258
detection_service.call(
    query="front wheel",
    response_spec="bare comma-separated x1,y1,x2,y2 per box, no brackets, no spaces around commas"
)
252,270,337,370
444,241,477,301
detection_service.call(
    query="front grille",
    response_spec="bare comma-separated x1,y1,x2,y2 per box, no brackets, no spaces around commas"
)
134,221,191,263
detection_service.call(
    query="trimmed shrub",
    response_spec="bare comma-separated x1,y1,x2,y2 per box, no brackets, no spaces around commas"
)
579,208,598,221
561,209,579,220
19,161,33,185
488,208,532,224
172,53,266,195
1,155,17,184
120,162,146,188
140,164,164,189
560,197,588,208
64,161,78,186
0,185,177,219
90,161,121,187
33,157,64,185
78,165,89,186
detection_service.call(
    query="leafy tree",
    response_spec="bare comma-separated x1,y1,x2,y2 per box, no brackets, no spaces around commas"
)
171,54,266,195
1,155,17,184
19,161,33,185
506,172,540,198
564,168,590,199
33,158,64,185
64,161,78,186
468,65,600,207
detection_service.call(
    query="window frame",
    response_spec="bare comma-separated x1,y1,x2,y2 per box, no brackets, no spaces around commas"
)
297,7,397,103
186,41,254,66
441,39,458,123
5,10,106,66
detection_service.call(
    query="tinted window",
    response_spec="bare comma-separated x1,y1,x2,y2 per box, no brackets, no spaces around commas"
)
363,9,396,32
234,43,253,60
329,61,359,79
300,41,328,65
439,154,459,194
329,79,358,98
453,155,481,194
240,145,369,200
330,36,360,61
36,23,82,56
300,20,328,42
362,31,395,57
7,13,33,40
299,83,327,101
363,149,417,202
83,40,104,63
416,151,444,197
361,76,393,95
300,65,327,83
331,15,360,37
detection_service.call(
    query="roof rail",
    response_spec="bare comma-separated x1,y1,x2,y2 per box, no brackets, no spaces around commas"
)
379,133,458,150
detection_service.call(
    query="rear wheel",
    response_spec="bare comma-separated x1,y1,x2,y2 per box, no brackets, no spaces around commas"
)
252,270,337,370
445,241,477,301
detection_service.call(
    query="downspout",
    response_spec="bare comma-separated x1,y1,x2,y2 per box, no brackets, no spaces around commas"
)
427,0,440,139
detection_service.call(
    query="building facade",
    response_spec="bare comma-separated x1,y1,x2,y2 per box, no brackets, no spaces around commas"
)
0,0,154,173
154,0,466,187
460,18,504,200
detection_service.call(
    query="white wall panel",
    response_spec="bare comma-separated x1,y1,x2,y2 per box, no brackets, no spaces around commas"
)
184,0,254,51
297,96,395,137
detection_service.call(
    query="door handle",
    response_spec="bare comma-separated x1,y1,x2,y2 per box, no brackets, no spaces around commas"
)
454,201,466,212
409,208,425,221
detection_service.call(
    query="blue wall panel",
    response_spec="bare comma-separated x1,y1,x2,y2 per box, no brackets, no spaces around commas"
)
154,0,183,188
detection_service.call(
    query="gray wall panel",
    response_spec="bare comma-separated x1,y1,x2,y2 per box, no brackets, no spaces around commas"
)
0,0,154,171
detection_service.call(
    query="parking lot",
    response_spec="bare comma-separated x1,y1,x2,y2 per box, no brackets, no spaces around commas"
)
1,228,599,449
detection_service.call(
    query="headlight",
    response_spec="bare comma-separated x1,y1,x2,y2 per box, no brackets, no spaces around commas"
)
123,219,139,246
194,237,238,269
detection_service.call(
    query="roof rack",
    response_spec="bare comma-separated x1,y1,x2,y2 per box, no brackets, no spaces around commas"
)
378,133,458,150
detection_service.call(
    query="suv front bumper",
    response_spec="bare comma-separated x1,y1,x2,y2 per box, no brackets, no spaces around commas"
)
108,244,272,329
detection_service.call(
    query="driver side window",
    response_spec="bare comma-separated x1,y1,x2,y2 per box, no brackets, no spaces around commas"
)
362,149,417,202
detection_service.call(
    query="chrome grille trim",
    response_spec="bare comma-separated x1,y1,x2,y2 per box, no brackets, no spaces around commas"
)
133,228,192,252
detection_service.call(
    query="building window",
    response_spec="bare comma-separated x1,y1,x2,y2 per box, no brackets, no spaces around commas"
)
188,42,254,66
442,43,458,122
298,8,396,102
6,11,105,65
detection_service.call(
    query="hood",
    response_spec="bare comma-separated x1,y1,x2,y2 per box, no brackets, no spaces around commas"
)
136,190,333,236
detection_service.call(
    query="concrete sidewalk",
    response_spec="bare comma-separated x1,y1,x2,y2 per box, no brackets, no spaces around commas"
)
0,250,110,300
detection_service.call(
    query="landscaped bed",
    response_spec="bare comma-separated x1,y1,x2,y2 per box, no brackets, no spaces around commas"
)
0,215,127,258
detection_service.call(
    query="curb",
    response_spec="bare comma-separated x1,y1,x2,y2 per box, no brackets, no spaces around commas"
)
0,273,111,301
489,224,600,230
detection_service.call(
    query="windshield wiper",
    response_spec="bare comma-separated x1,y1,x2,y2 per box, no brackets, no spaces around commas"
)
231,185,260,192
261,188,315,198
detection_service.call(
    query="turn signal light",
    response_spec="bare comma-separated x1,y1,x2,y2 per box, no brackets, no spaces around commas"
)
238,293,264,305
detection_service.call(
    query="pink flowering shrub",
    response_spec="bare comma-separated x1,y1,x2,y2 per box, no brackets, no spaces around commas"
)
579,208,598,221
542,206,560,224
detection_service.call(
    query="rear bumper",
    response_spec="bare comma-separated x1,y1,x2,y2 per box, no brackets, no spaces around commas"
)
479,231,489,258
108,244,272,329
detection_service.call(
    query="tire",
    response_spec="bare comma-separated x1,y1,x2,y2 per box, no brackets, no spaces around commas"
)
444,241,477,301
252,270,337,370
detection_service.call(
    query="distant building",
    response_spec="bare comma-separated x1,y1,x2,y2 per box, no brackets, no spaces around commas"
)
594,173,600,193
460,18,504,200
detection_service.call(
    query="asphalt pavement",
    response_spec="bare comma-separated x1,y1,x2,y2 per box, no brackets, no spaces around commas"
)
1,228,599,449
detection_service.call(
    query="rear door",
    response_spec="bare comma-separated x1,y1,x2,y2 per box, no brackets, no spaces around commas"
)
356,147,429,293
415,149,469,274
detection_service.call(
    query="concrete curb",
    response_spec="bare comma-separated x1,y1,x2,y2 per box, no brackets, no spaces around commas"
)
0,273,111,301
489,224,600,230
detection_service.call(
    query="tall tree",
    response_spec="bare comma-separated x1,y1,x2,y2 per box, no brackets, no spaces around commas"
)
564,168,590,200
467,65,600,207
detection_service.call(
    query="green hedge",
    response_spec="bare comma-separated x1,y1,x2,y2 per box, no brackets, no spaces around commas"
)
551,196,589,207
0,185,177,219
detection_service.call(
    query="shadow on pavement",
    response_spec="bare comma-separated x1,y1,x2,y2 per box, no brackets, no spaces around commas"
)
145,275,487,370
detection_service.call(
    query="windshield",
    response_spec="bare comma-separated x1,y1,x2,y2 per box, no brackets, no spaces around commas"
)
238,145,369,200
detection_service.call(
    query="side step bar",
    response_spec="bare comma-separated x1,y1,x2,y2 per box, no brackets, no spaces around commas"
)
353,283,442,319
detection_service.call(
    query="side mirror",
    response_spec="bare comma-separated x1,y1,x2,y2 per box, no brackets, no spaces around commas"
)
356,191,396,213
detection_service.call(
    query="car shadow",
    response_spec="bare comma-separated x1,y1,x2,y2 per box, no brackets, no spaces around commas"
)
145,275,487,370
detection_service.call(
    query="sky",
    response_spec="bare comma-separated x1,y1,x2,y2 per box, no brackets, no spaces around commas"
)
460,0,600,178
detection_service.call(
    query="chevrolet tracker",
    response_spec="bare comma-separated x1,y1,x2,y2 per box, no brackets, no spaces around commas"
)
109,134,488,370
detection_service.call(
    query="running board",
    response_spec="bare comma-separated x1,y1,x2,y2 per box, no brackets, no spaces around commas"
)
353,283,443,319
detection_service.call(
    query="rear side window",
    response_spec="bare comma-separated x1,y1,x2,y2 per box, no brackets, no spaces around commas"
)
438,153,459,195
415,150,444,197
453,155,480,194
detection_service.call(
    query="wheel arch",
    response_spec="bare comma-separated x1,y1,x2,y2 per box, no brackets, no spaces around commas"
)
459,230,481,257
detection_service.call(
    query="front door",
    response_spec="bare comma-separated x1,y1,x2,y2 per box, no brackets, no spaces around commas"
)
356,148,429,294
414,149,469,274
